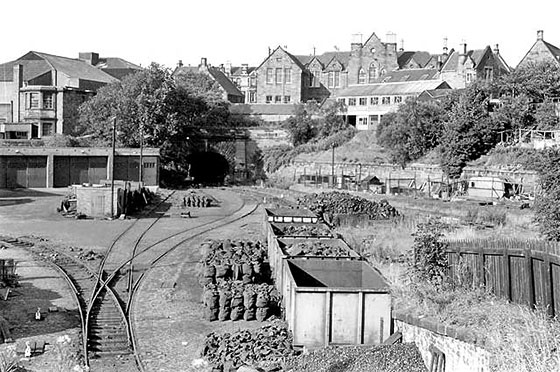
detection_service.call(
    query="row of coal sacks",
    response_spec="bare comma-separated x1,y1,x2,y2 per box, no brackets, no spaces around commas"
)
268,237,362,295
264,207,318,224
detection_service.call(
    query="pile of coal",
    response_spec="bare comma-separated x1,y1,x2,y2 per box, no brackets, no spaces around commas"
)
297,191,399,221
283,343,427,372
272,224,333,238
202,321,298,371
284,241,353,257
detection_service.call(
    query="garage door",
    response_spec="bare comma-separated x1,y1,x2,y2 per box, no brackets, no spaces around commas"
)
54,156,108,187
2,156,47,188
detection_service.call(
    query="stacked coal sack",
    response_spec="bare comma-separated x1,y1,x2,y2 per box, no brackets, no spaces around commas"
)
285,241,352,257
183,193,212,208
202,321,298,372
202,281,280,322
283,343,427,372
297,191,399,222
199,239,267,285
273,224,334,238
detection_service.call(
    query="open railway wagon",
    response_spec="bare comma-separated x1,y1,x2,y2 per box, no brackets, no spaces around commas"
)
264,207,319,224
282,259,391,348
268,237,362,296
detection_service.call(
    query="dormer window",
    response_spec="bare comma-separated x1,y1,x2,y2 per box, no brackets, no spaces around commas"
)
368,63,378,83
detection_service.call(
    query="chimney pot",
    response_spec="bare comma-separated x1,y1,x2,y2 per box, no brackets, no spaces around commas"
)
493,44,499,55
537,30,544,40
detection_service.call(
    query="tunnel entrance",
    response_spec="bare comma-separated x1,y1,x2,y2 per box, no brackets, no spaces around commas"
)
186,152,230,185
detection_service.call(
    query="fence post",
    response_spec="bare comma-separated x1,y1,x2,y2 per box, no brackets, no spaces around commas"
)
477,248,485,287
544,253,554,317
525,249,535,308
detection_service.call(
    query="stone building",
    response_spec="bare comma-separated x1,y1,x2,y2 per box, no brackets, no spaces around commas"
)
222,63,257,104
0,51,121,139
517,30,560,68
439,43,510,89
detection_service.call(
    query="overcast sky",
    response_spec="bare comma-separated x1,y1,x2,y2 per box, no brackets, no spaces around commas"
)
3,0,559,70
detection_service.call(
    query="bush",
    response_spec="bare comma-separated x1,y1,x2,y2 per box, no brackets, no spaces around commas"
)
408,218,449,288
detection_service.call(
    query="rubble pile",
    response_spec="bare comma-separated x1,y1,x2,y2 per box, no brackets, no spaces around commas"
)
297,191,399,221
202,322,298,371
202,280,280,322
284,241,353,257
283,343,428,372
199,240,268,285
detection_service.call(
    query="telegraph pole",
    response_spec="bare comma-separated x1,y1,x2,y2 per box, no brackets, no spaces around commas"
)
331,143,335,188
110,117,116,218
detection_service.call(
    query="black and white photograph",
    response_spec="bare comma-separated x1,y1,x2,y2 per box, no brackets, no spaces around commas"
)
0,0,559,371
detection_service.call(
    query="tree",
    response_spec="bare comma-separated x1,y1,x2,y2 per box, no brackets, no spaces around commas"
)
376,98,446,167
283,103,317,146
439,82,503,178
533,149,560,241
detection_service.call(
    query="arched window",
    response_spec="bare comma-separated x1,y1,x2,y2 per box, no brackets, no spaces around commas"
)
368,63,378,83
358,68,366,84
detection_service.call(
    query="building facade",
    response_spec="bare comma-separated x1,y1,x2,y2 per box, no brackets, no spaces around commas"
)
517,30,560,68
0,51,141,139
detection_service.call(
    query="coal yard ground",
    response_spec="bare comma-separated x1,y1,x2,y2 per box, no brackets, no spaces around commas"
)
0,187,427,372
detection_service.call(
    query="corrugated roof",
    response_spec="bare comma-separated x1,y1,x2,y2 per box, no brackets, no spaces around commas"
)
337,80,451,97
230,103,298,115
207,67,244,97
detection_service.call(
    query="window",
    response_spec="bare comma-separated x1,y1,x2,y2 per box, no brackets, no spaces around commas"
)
275,95,282,103
143,162,155,168
284,68,292,84
348,98,356,106
250,76,257,87
327,71,334,87
43,93,53,109
249,92,256,103
359,98,367,106
276,57,282,62
266,95,272,103
369,115,379,123
337,98,346,105
370,97,379,105
484,67,494,81
334,71,340,88
275,68,283,84
382,96,391,105
27,93,39,109
283,95,291,103
358,117,368,126
368,63,378,83
466,72,474,84
266,68,273,84
358,68,366,84
394,96,403,104
41,123,53,136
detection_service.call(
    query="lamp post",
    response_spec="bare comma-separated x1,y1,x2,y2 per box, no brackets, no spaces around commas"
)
110,117,116,218
331,143,335,188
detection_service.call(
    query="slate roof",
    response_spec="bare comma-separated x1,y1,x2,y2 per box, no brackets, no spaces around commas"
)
230,66,257,76
378,68,439,83
0,51,117,85
230,103,298,116
440,47,489,72
294,51,352,69
94,57,142,70
337,80,451,97
544,40,560,60
207,67,244,98
397,51,432,68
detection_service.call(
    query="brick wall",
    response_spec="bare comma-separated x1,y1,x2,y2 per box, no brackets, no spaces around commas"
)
394,311,490,372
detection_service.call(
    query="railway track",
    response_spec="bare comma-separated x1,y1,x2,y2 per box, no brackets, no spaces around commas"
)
85,188,260,371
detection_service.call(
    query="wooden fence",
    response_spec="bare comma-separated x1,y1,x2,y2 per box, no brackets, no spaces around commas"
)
445,239,560,317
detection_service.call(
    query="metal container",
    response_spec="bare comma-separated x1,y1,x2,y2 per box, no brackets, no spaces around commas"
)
282,259,391,348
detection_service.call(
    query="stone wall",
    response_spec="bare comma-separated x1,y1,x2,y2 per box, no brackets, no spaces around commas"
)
394,311,490,372
255,48,303,104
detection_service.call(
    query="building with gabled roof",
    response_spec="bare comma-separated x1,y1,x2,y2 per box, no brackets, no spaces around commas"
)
172,58,245,103
517,30,560,68
439,43,510,88
0,51,120,139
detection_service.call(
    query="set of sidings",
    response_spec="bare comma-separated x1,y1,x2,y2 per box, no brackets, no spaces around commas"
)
44,189,261,371
445,238,560,317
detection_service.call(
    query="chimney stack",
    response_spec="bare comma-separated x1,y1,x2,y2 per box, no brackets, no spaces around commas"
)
386,32,397,44
351,33,363,53
443,37,448,56
241,64,248,75
460,42,467,55
493,44,500,55
78,52,99,66
200,57,207,67
225,61,232,76
537,30,544,40
177,60,183,68
268,47,272,56
399,39,404,52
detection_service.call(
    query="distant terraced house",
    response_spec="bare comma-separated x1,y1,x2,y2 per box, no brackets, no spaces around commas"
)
0,51,142,140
